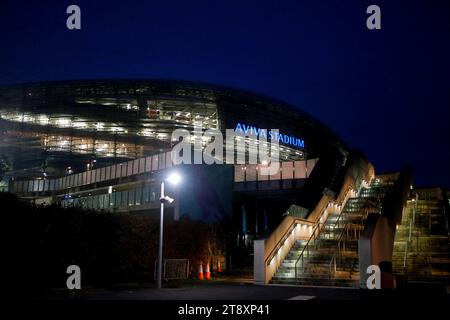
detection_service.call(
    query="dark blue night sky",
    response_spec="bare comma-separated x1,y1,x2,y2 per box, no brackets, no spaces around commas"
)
1,0,449,187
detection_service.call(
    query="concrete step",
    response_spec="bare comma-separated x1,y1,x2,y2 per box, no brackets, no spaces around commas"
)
270,277,359,287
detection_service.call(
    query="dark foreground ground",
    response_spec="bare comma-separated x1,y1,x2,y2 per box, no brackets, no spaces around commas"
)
31,279,450,319
33,276,450,301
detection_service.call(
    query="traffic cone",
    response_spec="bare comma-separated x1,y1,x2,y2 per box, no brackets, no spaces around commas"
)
198,263,204,280
205,262,211,280
217,259,222,273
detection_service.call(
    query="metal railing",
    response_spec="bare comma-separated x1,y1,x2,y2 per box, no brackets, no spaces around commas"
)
294,222,325,279
264,204,315,267
265,219,298,266
328,223,365,276
328,188,381,277
294,188,356,280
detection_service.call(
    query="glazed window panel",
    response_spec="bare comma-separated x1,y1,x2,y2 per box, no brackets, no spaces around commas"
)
115,164,122,178
165,152,172,168
139,158,146,173
121,162,127,177
246,165,257,181
143,186,150,203
281,162,294,180
110,165,116,180
92,195,98,209
133,159,139,175
127,160,133,176
98,195,104,209
257,164,269,181
294,161,306,179
111,192,116,207
33,180,39,192
270,165,281,181
38,179,44,191
145,156,152,171
105,194,111,209
86,170,92,184
121,191,128,207
234,165,245,182
128,190,135,206
105,166,111,180
158,153,165,169
100,167,106,182
135,188,142,205
152,155,158,171
91,169,97,183
115,192,121,207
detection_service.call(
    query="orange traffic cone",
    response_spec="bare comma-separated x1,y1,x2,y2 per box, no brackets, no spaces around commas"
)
217,260,222,273
198,263,204,280
205,262,211,280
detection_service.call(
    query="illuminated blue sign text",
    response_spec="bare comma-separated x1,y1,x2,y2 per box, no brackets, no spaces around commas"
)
234,123,305,149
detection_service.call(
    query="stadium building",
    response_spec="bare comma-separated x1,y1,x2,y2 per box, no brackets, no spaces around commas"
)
1,80,449,287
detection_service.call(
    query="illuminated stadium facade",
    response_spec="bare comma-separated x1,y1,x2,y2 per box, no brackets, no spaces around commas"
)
1,80,449,286
0,79,346,179
0,79,348,225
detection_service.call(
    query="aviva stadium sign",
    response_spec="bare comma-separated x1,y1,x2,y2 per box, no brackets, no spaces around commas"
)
234,123,305,149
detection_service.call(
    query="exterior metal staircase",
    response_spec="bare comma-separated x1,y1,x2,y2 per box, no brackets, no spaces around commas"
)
270,178,388,287
393,190,450,285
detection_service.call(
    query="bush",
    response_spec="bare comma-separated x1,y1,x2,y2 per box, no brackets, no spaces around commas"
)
2,193,222,289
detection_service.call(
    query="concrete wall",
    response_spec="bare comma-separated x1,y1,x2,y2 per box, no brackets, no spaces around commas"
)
254,215,314,284
359,213,397,288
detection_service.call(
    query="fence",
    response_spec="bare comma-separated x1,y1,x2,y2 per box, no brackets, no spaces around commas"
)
154,259,190,280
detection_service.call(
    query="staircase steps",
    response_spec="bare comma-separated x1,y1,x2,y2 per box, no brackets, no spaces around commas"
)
270,179,390,287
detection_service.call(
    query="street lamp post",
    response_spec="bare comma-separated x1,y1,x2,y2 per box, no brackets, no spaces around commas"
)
157,172,181,289
157,180,165,289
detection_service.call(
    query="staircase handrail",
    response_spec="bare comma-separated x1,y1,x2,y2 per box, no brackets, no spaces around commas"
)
264,216,302,266
294,185,356,279
294,221,325,279
328,190,380,276
329,221,351,276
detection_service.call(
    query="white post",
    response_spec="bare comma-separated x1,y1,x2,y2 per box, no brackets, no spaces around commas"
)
157,181,165,289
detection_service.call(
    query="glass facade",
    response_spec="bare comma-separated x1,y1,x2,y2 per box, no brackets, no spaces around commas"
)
60,181,159,212
1,80,347,182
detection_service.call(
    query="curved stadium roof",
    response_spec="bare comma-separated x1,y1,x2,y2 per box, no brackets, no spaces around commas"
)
0,79,348,178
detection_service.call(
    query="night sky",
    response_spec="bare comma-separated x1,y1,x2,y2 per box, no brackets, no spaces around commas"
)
1,0,449,187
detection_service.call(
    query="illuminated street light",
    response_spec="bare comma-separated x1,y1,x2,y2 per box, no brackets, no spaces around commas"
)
166,172,181,185
157,171,182,289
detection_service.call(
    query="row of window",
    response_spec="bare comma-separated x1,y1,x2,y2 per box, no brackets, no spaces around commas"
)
233,159,318,182
60,185,158,210
13,151,173,193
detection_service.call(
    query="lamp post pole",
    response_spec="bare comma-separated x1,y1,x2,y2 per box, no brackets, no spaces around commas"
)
156,172,180,289
157,180,164,289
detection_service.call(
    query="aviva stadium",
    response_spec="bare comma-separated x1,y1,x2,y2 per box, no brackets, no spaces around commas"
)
1,80,449,287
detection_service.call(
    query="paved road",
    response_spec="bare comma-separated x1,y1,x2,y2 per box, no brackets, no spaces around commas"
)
35,283,360,300
33,277,449,301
